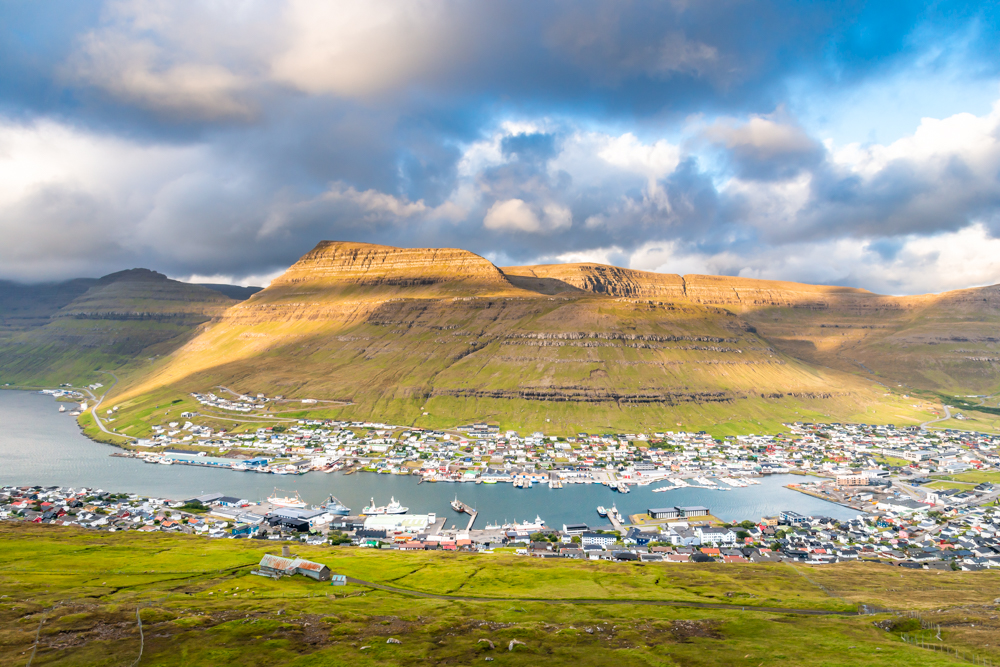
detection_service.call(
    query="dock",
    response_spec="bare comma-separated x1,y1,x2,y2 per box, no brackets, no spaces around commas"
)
452,499,479,530
607,511,625,534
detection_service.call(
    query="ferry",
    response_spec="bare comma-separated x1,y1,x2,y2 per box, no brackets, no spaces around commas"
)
320,495,350,515
596,505,608,517
362,496,408,515
268,489,307,509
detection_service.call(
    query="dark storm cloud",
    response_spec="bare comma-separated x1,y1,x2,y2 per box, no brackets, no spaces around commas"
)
1,0,1000,294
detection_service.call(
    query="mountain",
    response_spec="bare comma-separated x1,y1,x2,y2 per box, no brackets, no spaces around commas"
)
108,242,902,435
6,241,997,434
0,270,239,386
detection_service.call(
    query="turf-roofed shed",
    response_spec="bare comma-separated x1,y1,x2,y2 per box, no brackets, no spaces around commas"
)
256,554,331,581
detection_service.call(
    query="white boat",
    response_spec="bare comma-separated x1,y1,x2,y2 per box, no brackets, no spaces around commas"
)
510,515,545,531
384,496,408,514
596,505,608,517
363,496,409,515
232,463,249,472
450,495,463,512
58,405,66,413
268,489,307,509
159,459,173,465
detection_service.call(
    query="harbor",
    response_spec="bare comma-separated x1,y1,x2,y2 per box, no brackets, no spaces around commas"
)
0,391,857,527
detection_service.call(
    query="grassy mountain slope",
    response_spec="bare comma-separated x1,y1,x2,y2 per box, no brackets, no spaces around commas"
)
107,242,902,436
510,264,1000,397
0,270,238,387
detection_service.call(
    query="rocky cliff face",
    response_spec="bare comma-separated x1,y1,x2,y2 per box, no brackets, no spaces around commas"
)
272,241,512,291
503,263,686,298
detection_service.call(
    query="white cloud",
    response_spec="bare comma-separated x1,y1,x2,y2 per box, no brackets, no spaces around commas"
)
483,198,572,233
270,0,462,98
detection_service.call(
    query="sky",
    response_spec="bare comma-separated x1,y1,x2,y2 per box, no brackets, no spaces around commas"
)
2,1,1000,295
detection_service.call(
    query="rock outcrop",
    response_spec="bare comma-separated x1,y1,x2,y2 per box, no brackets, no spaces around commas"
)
273,241,512,292
503,263,686,299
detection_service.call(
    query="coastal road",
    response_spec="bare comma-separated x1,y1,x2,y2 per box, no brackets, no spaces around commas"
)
86,370,131,441
920,404,952,429
344,577,858,616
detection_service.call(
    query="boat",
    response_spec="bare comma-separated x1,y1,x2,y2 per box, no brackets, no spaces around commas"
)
384,497,408,514
268,489,307,509
450,495,463,512
58,405,66,413
159,459,173,465
510,515,545,532
321,495,350,515
231,463,249,472
609,503,621,521
596,505,608,517
363,496,409,515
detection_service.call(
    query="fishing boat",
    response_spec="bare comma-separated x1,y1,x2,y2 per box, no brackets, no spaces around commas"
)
596,505,608,517
268,489,307,509
609,504,622,521
321,495,350,515
362,496,409,515
231,463,249,472
510,515,545,532
450,495,463,512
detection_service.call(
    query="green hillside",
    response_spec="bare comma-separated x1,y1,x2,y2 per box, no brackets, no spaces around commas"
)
0,270,238,388
1,522,997,666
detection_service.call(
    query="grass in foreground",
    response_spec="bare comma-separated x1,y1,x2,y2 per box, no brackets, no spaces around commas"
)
2,524,1000,665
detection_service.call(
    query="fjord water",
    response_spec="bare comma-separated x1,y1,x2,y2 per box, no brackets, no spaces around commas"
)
0,390,856,525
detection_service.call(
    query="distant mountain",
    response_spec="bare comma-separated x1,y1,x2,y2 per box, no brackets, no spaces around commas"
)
0,269,238,387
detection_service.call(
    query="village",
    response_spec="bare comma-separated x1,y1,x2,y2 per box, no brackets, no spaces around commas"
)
119,395,1000,505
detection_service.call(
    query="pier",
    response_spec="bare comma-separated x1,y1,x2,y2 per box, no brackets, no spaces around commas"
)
451,499,479,530
607,511,625,534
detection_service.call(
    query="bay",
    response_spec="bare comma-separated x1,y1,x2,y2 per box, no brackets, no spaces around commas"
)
0,390,858,527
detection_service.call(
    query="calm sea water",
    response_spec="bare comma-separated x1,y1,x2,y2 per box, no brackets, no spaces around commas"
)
0,390,857,526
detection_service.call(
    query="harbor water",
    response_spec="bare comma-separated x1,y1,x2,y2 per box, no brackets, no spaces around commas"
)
0,390,858,527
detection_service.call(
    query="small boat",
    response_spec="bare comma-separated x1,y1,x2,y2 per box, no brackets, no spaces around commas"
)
596,505,608,517
159,459,173,465
58,405,66,413
231,463,249,472
450,495,463,512
268,489,307,509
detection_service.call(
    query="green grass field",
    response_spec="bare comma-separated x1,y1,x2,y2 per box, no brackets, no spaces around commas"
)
3,523,1000,665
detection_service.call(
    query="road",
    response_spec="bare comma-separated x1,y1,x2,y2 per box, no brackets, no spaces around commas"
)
920,404,952,429
85,371,132,441
344,577,857,616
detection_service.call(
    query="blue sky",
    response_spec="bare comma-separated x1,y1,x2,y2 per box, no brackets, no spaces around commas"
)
1,0,1000,295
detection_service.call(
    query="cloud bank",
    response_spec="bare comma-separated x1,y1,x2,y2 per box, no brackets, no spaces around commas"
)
1,0,1000,294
